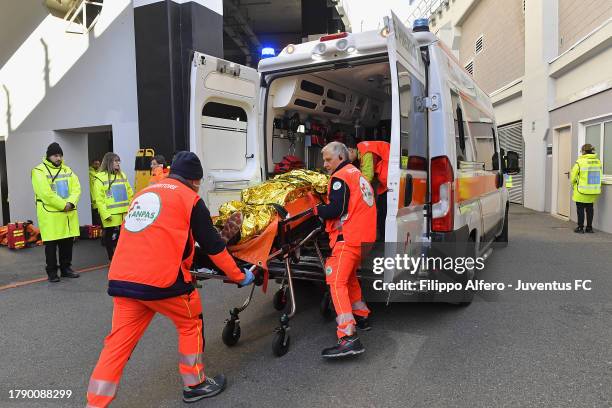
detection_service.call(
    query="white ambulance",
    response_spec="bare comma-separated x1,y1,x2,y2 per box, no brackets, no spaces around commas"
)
188,13,519,298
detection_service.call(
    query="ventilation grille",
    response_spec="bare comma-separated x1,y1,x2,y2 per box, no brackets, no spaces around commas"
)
465,60,474,75
475,35,483,54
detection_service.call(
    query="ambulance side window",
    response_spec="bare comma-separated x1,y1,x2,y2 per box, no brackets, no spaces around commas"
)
397,62,427,171
451,91,474,163
460,96,496,170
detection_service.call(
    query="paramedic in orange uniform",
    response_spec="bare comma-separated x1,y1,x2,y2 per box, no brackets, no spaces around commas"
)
86,152,254,407
314,141,377,358
349,140,390,241
149,154,170,185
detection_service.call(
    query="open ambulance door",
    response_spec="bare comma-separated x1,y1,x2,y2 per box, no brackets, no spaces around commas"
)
383,12,428,284
189,52,261,215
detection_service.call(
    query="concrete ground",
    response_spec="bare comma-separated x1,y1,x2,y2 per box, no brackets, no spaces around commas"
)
0,239,109,287
0,205,611,408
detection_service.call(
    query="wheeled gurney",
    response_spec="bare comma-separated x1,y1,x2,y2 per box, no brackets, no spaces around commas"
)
191,194,330,356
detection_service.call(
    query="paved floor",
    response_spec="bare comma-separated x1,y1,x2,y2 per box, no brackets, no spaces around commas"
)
0,239,109,287
0,205,611,408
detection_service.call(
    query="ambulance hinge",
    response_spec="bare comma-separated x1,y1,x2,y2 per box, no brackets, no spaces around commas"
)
216,59,241,76
422,94,439,111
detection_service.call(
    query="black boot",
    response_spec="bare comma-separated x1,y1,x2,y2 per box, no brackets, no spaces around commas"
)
574,226,584,233
182,374,226,403
321,335,364,358
355,316,371,331
60,267,80,278
47,266,60,282
585,226,594,233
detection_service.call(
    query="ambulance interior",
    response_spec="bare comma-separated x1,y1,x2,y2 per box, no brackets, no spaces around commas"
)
264,61,392,175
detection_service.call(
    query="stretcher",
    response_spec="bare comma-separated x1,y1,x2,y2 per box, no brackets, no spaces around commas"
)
191,194,330,357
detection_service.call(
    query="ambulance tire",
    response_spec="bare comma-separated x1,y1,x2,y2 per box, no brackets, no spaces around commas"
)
495,205,509,247
222,320,241,346
272,330,290,357
456,236,477,307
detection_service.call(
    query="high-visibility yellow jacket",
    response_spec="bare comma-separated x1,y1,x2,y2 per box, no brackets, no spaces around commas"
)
571,153,602,203
93,171,134,228
88,166,98,209
31,158,81,241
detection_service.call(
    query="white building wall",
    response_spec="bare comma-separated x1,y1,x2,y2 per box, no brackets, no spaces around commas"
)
0,0,140,225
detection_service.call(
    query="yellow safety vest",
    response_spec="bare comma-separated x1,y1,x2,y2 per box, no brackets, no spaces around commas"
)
31,159,81,241
576,155,602,195
93,171,134,228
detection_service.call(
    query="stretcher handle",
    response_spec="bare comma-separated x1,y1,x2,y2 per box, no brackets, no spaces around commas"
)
281,208,314,224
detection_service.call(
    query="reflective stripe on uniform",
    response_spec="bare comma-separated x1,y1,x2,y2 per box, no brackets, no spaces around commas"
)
181,371,204,386
107,202,129,209
351,300,369,312
101,178,128,185
336,312,355,325
46,173,72,179
87,379,118,397
179,352,204,367
337,324,355,337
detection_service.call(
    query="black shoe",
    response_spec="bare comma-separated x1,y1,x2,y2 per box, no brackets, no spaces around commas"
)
321,335,364,358
574,227,584,233
585,227,594,233
182,374,226,403
355,316,371,331
60,268,80,278
48,275,60,283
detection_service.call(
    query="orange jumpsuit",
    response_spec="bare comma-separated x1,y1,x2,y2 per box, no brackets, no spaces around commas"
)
318,163,377,338
87,177,244,408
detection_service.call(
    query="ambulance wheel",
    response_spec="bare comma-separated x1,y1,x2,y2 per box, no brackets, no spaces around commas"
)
222,320,241,346
495,205,509,247
273,287,287,311
272,330,290,357
319,291,334,321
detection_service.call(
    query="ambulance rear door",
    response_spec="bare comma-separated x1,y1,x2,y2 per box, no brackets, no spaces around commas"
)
189,52,261,215
384,12,428,268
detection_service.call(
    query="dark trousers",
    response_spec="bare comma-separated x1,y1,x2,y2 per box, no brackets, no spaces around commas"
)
45,238,74,277
103,227,120,260
576,202,594,228
376,191,387,241
92,208,102,226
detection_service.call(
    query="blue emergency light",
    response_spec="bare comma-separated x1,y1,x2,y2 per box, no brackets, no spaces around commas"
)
413,18,430,32
261,47,276,58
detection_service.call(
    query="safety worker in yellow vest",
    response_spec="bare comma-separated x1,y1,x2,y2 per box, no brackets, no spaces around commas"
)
89,159,101,225
31,142,81,282
94,152,134,259
309,142,376,358
570,143,602,233
87,152,253,407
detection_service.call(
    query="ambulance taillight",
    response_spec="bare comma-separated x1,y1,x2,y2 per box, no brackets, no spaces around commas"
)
431,156,454,232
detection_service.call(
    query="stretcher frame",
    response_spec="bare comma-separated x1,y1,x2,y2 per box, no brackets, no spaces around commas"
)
191,208,327,357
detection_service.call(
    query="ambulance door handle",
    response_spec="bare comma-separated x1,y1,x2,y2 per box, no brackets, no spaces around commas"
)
564,172,569,179
245,153,254,159
404,174,413,207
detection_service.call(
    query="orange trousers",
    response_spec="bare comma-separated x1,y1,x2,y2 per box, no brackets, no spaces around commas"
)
325,242,370,339
87,291,205,408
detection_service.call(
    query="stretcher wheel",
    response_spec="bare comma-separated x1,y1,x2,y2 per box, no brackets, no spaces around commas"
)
273,287,288,311
320,291,334,321
222,320,241,346
272,330,290,357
